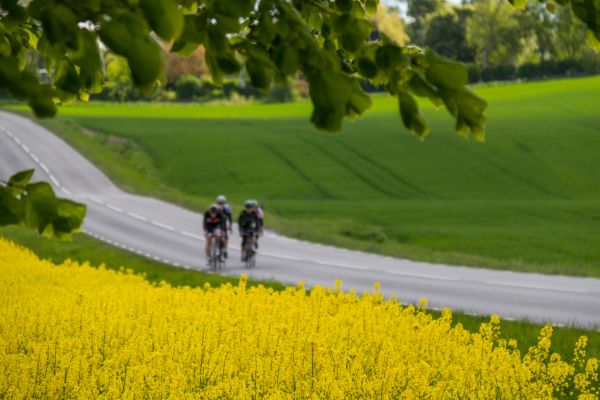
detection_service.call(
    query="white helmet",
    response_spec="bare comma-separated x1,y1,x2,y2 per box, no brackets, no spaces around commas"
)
216,195,226,204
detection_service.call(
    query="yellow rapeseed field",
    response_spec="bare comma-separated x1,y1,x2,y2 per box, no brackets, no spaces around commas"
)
0,238,597,399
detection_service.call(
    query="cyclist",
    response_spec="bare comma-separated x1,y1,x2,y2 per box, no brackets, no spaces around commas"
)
238,200,260,261
216,195,232,259
203,204,226,264
251,199,264,248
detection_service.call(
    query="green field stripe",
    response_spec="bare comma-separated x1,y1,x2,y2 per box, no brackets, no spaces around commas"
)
258,140,334,199
333,139,432,198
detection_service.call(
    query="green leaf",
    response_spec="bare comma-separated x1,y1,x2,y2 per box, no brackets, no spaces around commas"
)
365,0,378,14
375,44,406,74
140,0,184,40
216,0,254,18
440,88,487,141
69,30,103,93
39,4,79,50
339,19,372,53
398,91,430,138
346,80,372,119
176,14,206,45
335,0,353,13
307,70,353,131
0,35,12,57
426,55,468,91
99,18,134,55
28,86,57,118
216,54,241,74
508,0,528,9
126,38,164,89
53,57,81,95
7,169,33,196
357,57,378,79
0,185,23,226
272,46,299,75
52,199,86,239
22,181,58,234
246,58,271,91
408,72,442,106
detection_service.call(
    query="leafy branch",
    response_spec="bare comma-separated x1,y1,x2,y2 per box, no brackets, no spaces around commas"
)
0,169,86,239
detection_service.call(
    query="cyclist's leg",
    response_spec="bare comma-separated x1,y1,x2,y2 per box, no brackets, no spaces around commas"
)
223,229,229,258
213,228,222,257
204,232,211,258
241,233,247,261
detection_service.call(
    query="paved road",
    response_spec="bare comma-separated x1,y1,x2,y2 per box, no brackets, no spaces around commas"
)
1,111,599,329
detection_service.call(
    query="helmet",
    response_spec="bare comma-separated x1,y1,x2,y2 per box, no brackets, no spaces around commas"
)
250,199,258,207
244,200,254,209
216,195,226,204
209,204,219,213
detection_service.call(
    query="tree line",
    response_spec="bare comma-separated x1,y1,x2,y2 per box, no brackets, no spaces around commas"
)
406,0,599,82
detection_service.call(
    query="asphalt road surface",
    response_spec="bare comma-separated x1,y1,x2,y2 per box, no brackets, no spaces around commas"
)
1,111,599,329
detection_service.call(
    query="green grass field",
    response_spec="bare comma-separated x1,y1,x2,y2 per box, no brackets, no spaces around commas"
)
5,76,600,277
1,225,598,361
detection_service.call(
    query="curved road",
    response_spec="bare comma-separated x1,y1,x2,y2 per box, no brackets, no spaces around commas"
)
1,111,599,329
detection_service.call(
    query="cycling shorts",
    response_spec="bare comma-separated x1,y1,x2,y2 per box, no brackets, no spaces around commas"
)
206,224,222,235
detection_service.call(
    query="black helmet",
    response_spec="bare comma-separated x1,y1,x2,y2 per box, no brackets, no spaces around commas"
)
209,204,219,213
244,200,253,209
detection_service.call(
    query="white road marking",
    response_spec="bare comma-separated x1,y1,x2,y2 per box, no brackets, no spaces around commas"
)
260,253,303,262
22,144,30,153
49,174,60,187
89,197,105,205
385,270,460,282
151,221,175,231
181,230,204,240
106,203,124,213
482,280,588,294
314,261,368,271
127,212,148,222
31,153,39,163
61,188,72,196
39,162,49,174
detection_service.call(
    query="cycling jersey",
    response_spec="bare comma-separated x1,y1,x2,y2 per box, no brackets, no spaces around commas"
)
238,211,259,234
203,210,226,233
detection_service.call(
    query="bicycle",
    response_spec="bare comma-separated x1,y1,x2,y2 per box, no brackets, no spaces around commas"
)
241,231,257,269
208,233,224,271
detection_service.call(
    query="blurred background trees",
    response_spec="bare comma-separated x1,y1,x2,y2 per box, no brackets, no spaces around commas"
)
402,0,599,83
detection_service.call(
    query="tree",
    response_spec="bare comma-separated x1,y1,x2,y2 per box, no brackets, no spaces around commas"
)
402,0,446,45
174,74,202,100
466,0,531,67
165,46,209,85
524,3,557,62
555,5,588,60
103,53,136,102
369,4,409,45
1,0,598,237
425,6,476,63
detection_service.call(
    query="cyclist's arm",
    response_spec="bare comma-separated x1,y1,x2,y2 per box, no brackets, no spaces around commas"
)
238,214,244,234
202,213,208,233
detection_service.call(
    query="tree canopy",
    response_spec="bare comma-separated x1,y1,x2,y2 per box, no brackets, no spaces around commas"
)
1,0,599,238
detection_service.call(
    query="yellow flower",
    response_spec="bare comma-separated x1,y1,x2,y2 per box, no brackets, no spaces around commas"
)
0,237,597,399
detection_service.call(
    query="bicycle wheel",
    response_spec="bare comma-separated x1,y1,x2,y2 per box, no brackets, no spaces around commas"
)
243,242,251,269
210,236,218,271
